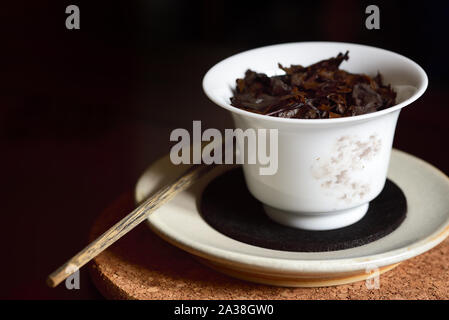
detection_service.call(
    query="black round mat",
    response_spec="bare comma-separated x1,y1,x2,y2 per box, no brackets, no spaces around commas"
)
200,168,407,252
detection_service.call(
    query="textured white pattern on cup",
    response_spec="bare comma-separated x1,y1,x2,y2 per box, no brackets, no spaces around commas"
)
312,134,381,203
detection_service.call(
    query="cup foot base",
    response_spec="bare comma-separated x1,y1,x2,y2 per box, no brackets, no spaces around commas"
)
263,203,369,231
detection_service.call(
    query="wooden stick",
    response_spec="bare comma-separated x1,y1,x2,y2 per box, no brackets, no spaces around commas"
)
47,162,216,288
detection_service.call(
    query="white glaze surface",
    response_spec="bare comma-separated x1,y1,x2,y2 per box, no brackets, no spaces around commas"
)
137,150,449,277
203,42,428,229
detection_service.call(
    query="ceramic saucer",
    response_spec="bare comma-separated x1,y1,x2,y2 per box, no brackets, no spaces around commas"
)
135,149,449,287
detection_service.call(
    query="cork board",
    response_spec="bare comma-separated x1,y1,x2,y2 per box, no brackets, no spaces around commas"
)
89,192,449,300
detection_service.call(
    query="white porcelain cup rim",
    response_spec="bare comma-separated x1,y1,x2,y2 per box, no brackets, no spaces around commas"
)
202,41,428,125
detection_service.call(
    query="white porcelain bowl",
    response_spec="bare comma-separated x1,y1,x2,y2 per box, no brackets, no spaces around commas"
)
203,42,428,230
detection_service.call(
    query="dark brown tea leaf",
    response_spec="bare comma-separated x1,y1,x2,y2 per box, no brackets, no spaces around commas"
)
230,52,396,119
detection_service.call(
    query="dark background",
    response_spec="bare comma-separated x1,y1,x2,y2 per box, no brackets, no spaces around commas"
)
2,1,448,299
